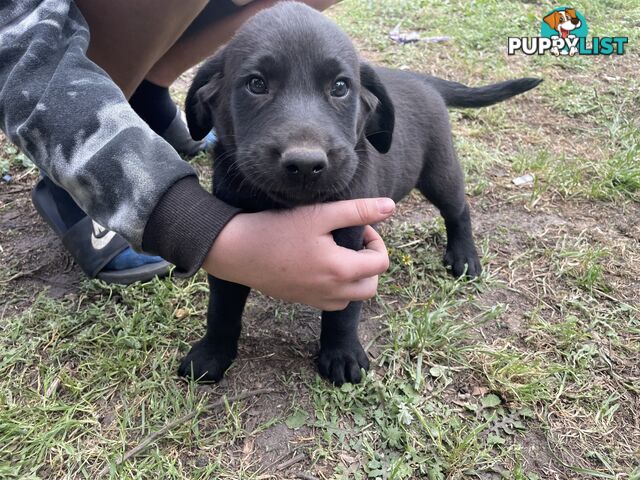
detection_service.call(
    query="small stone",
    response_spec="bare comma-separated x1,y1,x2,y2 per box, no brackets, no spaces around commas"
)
512,174,534,186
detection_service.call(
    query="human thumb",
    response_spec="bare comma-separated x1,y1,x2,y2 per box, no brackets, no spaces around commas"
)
317,198,395,231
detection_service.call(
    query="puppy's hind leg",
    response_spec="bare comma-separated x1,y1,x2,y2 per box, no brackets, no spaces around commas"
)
417,137,482,278
178,275,250,382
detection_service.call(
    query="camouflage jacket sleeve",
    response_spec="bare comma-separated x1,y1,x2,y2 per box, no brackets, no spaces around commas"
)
0,1,239,274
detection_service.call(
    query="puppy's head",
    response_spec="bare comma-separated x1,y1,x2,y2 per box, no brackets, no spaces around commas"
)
185,1,394,205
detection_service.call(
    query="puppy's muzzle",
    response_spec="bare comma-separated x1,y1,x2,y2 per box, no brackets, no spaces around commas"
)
281,147,328,180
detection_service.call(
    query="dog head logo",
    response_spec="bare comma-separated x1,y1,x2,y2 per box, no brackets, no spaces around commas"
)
541,7,588,55
542,8,584,39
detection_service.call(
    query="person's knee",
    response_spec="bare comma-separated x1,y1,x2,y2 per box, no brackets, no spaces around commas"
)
76,0,208,96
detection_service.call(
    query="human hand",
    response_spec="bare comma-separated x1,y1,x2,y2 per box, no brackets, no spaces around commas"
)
203,198,395,310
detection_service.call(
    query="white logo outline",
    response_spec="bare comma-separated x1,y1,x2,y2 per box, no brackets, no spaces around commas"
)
90,220,117,250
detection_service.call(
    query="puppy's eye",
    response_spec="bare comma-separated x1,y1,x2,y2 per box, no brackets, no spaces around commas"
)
330,79,349,98
248,76,268,94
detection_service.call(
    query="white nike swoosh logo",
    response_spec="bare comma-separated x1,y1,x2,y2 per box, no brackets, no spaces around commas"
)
90,220,117,250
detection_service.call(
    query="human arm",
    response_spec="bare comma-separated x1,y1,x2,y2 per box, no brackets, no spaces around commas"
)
0,2,393,306
0,1,238,274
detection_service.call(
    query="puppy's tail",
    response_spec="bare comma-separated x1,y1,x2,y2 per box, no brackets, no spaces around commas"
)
424,76,543,108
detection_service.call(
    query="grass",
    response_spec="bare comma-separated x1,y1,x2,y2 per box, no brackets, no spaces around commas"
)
1,0,639,478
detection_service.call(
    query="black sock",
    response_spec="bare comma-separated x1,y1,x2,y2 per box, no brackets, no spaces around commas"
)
129,79,177,134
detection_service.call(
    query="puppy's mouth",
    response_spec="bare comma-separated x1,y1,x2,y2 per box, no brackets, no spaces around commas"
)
265,187,338,206
248,171,348,206
234,146,358,206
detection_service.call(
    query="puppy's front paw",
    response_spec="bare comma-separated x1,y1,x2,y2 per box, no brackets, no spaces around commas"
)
444,242,482,279
178,339,235,382
318,341,369,386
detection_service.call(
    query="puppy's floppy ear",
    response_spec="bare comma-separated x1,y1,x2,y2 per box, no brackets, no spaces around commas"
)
360,63,395,154
565,8,577,19
543,11,561,30
185,52,225,141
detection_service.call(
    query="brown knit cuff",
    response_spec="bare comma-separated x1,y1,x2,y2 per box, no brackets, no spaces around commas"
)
142,176,241,277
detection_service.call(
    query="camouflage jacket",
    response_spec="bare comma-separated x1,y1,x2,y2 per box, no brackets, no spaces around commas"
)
0,1,239,274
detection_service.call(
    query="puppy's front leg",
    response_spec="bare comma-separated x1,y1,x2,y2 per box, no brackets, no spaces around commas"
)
318,226,370,385
178,275,250,382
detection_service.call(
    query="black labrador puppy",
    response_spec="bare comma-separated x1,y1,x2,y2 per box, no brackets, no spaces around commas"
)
180,1,541,385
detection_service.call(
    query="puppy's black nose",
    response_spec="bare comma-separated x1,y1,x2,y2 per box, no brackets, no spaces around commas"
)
281,148,328,178
571,17,580,25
